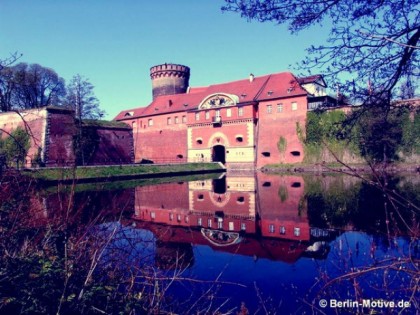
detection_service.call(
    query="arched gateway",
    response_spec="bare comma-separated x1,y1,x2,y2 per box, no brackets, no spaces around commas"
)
212,145,226,164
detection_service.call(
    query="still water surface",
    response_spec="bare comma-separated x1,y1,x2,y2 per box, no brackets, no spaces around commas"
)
87,172,419,313
6,172,419,314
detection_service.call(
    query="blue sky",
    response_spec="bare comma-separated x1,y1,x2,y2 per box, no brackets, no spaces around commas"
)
0,0,330,119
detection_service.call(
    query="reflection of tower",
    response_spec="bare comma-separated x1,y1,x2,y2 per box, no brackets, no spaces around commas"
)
150,63,190,100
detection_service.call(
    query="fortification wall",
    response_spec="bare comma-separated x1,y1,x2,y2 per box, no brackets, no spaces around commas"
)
256,96,307,168
45,108,77,166
129,112,188,163
0,107,133,167
80,125,133,165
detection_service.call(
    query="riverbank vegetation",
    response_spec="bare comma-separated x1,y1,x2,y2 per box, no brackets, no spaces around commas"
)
300,105,419,166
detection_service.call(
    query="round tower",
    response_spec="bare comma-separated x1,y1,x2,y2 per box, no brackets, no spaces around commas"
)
150,63,190,99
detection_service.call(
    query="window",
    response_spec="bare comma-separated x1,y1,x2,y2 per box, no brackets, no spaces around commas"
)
236,136,243,143
262,152,271,157
294,227,301,236
175,116,179,124
169,213,174,221
238,107,243,116
182,115,186,123
198,218,202,226
148,119,153,126
229,222,234,231
215,109,221,118
292,102,298,110
205,111,210,119
277,103,283,113
208,218,212,228
267,104,272,114
167,117,172,125
280,226,286,235
241,223,246,231
195,112,200,121
226,108,232,117
151,212,156,219
177,214,181,222
269,224,275,233
217,218,223,229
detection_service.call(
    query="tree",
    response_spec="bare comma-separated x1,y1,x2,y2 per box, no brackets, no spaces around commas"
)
65,74,104,120
0,53,22,112
356,105,405,162
12,63,66,109
1,127,30,169
0,66,16,112
0,62,66,111
222,0,419,104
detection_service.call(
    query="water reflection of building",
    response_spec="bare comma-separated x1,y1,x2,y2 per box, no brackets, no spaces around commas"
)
257,173,310,241
133,174,331,263
29,187,135,227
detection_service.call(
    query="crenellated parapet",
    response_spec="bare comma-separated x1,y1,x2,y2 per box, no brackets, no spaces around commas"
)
150,63,190,99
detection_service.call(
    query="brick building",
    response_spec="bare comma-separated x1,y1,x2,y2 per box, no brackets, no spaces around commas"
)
115,63,331,169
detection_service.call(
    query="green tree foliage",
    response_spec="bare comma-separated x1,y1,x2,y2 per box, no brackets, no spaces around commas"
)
306,110,347,144
357,107,404,162
304,110,360,162
306,106,418,163
1,127,30,168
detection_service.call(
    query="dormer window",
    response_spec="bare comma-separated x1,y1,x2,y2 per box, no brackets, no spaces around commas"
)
124,111,134,117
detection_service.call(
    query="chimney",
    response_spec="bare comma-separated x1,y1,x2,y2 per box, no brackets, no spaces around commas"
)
249,73,254,82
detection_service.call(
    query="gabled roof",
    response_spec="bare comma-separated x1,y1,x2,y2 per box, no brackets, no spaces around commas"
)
114,71,308,120
297,74,327,87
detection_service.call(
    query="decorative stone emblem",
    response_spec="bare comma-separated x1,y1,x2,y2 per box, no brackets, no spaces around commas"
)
198,93,239,109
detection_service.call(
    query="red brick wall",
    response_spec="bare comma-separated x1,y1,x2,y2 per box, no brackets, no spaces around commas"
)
45,109,77,166
256,96,307,167
126,112,188,163
134,182,190,225
81,126,133,165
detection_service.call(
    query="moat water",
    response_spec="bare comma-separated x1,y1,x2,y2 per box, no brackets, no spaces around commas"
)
1,172,419,314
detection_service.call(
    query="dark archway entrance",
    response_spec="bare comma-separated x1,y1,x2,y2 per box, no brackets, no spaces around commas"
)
212,145,226,164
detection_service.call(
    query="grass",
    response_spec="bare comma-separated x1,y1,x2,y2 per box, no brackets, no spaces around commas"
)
23,163,224,182
42,173,223,192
